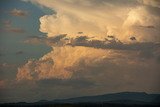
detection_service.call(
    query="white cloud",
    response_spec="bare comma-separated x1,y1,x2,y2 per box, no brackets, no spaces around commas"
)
23,0,160,42
10,8,28,17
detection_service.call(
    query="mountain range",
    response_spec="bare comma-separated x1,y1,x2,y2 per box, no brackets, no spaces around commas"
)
1,92,160,107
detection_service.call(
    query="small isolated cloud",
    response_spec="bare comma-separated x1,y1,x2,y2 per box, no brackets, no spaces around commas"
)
130,36,137,41
1,20,25,34
8,28,25,33
3,20,12,28
0,63,16,69
16,51,24,55
0,80,5,89
77,32,83,34
10,8,28,17
24,36,44,45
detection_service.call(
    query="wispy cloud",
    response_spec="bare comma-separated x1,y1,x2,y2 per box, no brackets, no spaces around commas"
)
16,51,24,55
3,20,12,28
0,80,5,89
2,20,26,34
10,8,28,17
8,28,25,33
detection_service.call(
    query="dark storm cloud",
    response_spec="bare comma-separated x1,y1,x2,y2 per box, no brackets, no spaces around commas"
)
26,34,160,61
138,25,155,29
24,36,45,45
130,36,136,41
67,36,160,51
70,36,160,61
24,34,67,45
46,34,67,45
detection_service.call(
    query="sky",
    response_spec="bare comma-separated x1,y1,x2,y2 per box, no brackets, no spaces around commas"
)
0,0,160,103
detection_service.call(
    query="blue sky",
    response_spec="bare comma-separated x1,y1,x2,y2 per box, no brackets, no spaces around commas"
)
0,0,52,64
0,0,52,79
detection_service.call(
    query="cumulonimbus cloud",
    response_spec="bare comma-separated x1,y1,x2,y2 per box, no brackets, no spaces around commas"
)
24,0,160,42
16,0,160,94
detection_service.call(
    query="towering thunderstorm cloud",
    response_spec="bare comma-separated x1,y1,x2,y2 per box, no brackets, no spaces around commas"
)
16,0,160,94
25,0,160,41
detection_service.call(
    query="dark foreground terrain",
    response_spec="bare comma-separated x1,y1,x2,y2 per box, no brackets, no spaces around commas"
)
1,102,160,107
1,92,160,107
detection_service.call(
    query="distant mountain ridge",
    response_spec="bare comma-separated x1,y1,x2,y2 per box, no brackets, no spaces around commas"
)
1,92,160,107
52,92,160,104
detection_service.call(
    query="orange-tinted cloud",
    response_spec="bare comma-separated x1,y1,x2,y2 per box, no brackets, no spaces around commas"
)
2,20,25,34
16,0,160,96
0,80,5,89
3,20,12,28
24,0,160,42
10,8,28,17
8,28,25,33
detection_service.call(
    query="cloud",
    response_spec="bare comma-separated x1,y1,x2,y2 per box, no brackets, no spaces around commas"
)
138,0,160,8
72,37,160,51
17,0,160,90
130,36,137,41
10,8,28,17
24,36,45,45
13,0,160,102
122,6,160,42
15,45,160,101
16,51,24,55
24,0,160,42
23,0,137,38
8,28,25,33
0,63,16,68
25,33,159,54
0,80,5,89
3,20,12,28
1,19,25,34
138,25,155,29
23,34,67,45
16,46,108,81
16,37,160,81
